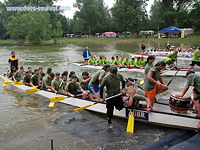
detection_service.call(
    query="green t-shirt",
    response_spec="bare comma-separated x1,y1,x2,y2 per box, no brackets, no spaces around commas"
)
80,79,89,90
101,73,125,97
67,82,81,95
123,60,131,67
167,52,177,59
161,57,173,65
23,76,31,84
192,49,200,62
144,63,153,75
88,58,96,65
123,94,146,108
42,77,53,88
113,59,121,66
14,71,25,82
103,59,110,64
144,67,161,91
135,60,141,66
140,60,146,67
97,59,104,66
51,79,63,93
89,70,106,87
30,74,40,86
130,60,136,66
187,74,200,92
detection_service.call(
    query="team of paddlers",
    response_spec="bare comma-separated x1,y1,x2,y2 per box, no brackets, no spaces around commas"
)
6,49,200,128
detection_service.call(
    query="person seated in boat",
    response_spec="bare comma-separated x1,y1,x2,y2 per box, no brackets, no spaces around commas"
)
110,56,115,65
113,56,121,67
51,72,73,96
140,57,146,67
145,55,156,75
184,49,192,58
8,51,19,70
189,46,200,70
102,56,110,65
175,71,200,118
23,71,31,86
88,56,97,65
96,56,104,66
122,57,131,68
80,72,92,91
30,69,41,88
130,57,136,67
123,78,151,111
13,66,25,82
67,75,93,100
42,73,55,92
88,64,110,101
135,57,143,68
167,49,178,66
8,66,16,78
68,71,79,82
161,57,177,70
28,67,34,75
46,67,53,75
39,67,45,79
61,71,68,87
144,61,169,110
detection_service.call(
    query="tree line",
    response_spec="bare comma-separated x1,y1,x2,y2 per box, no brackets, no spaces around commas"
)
0,0,199,44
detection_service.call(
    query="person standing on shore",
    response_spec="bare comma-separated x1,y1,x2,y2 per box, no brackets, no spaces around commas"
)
82,46,91,64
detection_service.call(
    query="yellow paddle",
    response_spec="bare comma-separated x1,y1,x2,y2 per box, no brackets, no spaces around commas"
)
126,112,134,134
25,88,40,94
48,96,67,107
2,82,13,86
14,82,24,85
73,93,122,112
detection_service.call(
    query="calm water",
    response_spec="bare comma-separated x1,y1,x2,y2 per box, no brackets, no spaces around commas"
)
0,40,197,150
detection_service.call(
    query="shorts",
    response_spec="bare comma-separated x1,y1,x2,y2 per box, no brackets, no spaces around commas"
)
88,84,100,94
145,84,158,100
190,61,200,67
84,58,89,61
193,88,200,101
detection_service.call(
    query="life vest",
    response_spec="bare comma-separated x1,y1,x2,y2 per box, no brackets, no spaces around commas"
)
9,56,18,61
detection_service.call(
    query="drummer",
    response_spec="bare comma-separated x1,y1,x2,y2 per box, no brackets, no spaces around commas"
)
144,61,169,109
176,71,200,118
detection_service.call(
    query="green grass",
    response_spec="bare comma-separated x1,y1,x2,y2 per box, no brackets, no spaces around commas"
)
0,36,200,46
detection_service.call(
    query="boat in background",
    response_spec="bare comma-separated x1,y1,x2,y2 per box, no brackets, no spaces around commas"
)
73,62,200,77
1,75,199,130
128,53,191,61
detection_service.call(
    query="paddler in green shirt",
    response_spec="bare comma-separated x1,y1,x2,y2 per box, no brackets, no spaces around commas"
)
189,47,200,70
110,56,115,65
97,56,104,66
42,73,55,92
135,57,142,68
88,64,110,101
161,57,176,70
99,66,125,128
30,69,41,87
113,56,121,66
23,71,31,86
51,72,73,96
102,56,110,65
67,75,93,100
140,57,146,67
122,56,131,67
130,57,136,67
13,66,25,82
167,49,178,65
176,71,200,118
144,61,168,111
88,56,96,65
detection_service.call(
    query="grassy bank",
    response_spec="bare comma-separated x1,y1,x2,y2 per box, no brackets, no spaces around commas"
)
0,36,200,46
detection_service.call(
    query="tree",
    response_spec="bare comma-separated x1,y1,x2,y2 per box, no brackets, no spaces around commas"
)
74,0,111,34
111,0,148,34
52,21,63,44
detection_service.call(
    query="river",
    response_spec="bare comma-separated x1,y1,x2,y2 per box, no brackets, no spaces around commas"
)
0,40,197,150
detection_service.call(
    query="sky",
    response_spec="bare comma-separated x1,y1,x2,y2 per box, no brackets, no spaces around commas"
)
0,0,154,18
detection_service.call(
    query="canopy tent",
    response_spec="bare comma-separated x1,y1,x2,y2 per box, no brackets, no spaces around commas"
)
160,26,181,33
182,28,194,35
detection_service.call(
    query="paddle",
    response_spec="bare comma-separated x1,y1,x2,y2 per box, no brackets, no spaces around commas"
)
49,96,67,107
126,112,134,134
25,88,40,94
73,93,122,112
126,80,136,134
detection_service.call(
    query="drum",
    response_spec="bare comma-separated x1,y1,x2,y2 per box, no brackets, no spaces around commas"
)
169,93,191,112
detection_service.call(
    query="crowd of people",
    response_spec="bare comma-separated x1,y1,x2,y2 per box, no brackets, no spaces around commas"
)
6,50,200,129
